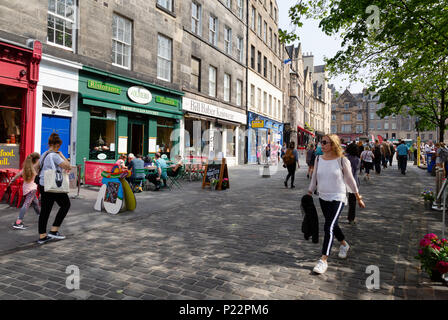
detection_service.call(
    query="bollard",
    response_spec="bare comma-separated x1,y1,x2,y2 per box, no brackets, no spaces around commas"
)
434,167,443,210
262,164,270,178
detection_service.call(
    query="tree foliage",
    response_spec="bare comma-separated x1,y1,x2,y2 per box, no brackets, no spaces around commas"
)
281,0,448,140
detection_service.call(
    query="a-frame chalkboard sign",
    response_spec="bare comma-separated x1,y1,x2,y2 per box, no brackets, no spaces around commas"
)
202,158,229,190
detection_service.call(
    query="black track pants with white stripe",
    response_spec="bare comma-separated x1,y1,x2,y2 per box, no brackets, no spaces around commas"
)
319,198,345,256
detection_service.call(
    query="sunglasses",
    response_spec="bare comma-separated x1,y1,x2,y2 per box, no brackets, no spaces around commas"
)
321,140,331,145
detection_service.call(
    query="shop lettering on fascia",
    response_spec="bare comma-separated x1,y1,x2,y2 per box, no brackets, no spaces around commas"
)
77,67,184,167
183,98,246,124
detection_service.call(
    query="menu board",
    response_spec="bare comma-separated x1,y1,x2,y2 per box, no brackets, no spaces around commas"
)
202,158,229,190
0,144,20,169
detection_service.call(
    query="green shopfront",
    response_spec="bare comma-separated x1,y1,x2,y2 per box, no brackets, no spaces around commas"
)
77,67,183,165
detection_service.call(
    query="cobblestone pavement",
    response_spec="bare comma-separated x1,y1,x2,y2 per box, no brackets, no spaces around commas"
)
0,159,447,300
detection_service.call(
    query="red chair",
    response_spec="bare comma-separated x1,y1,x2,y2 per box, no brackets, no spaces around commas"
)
0,182,8,202
9,179,23,208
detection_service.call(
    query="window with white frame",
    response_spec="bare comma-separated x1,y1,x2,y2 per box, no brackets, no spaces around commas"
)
274,66,277,85
342,124,351,133
343,114,350,121
268,95,272,115
47,0,77,50
209,16,218,46
274,34,277,53
257,88,262,112
250,85,255,108
269,27,272,47
224,27,232,55
157,34,172,81
237,37,243,62
384,122,389,130
224,73,231,102
377,122,382,130
273,97,277,118
191,2,202,36
263,92,267,113
263,21,267,42
356,125,363,133
237,0,243,19
209,66,217,97
226,0,232,9
251,6,255,30
112,14,132,69
357,113,362,120
278,99,281,119
236,80,242,106
392,122,396,129
331,125,337,133
370,112,375,120
157,0,173,12
257,14,262,37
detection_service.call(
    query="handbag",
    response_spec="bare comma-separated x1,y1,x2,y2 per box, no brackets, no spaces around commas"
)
43,153,69,193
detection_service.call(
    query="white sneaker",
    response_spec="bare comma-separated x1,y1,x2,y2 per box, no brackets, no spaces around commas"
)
338,242,350,259
313,259,328,274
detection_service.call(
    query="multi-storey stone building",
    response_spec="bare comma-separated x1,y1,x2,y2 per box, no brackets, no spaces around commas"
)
246,0,284,163
331,89,368,143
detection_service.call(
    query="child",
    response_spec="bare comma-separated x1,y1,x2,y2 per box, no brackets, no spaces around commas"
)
8,152,41,230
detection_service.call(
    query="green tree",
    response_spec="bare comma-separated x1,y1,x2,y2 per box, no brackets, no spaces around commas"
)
280,0,448,141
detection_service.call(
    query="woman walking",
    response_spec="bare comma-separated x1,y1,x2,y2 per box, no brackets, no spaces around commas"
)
345,143,361,225
360,146,374,181
37,133,72,244
283,141,300,188
306,143,316,179
308,134,365,274
8,152,41,229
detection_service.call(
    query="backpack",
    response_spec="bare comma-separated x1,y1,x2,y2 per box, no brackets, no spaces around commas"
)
439,147,448,162
283,149,296,165
374,146,381,158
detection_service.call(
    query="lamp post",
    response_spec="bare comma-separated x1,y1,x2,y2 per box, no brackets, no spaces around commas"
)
416,117,421,167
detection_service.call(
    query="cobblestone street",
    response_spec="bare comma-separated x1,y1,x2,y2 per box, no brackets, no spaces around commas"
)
0,159,447,300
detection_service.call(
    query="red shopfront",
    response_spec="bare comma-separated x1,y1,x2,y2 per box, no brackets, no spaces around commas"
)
0,40,41,169
297,125,315,149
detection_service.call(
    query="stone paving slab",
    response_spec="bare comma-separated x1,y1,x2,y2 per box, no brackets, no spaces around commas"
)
0,158,447,300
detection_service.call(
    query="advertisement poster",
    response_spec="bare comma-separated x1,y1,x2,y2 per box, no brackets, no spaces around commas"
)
0,145,20,169
84,161,116,186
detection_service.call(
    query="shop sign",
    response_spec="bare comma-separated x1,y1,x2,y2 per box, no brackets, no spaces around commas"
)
251,120,264,128
87,80,122,95
183,97,246,124
127,86,152,104
0,145,20,168
155,96,179,107
120,105,159,116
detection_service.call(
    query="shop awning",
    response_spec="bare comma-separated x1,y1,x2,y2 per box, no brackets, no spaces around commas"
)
297,125,315,137
82,97,183,119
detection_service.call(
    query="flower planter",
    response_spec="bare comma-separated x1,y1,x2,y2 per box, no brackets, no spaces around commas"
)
430,269,444,282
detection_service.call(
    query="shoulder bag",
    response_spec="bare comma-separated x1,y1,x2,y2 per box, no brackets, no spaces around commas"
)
43,153,70,193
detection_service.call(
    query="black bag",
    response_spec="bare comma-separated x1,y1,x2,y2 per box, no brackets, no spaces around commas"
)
35,151,53,186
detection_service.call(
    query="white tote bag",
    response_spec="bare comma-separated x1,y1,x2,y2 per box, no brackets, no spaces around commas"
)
43,153,70,193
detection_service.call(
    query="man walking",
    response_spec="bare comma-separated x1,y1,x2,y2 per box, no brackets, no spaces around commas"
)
373,140,382,174
396,140,409,175
389,142,395,167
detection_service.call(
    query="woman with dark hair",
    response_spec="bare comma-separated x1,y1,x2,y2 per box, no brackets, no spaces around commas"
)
283,141,300,188
345,142,361,225
37,133,72,244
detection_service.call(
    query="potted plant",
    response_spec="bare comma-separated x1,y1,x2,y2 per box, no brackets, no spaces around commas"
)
222,178,229,190
421,189,435,209
210,178,219,190
415,233,448,282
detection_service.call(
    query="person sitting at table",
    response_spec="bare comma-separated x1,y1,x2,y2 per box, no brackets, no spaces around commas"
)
146,152,168,191
143,156,153,168
125,153,135,168
167,155,183,177
129,154,145,193
115,154,128,170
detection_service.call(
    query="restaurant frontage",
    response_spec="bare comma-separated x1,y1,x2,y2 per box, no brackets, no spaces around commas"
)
77,67,184,167
0,39,42,169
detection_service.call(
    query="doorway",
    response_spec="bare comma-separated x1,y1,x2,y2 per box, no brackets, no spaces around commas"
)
128,118,146,156
41,115,71,159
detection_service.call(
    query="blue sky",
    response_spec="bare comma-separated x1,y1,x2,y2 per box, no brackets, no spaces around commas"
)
277,0,365,94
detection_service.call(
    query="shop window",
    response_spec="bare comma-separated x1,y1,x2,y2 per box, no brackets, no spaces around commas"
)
0,86,23,168
226,126,236,157
112,14,132,69
89,115,116,161
43,90,71,110
47,0,77,50
157,119,175,158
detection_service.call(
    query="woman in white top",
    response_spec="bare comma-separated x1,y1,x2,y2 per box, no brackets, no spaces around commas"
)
360,146,374,181
308,134,365,274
